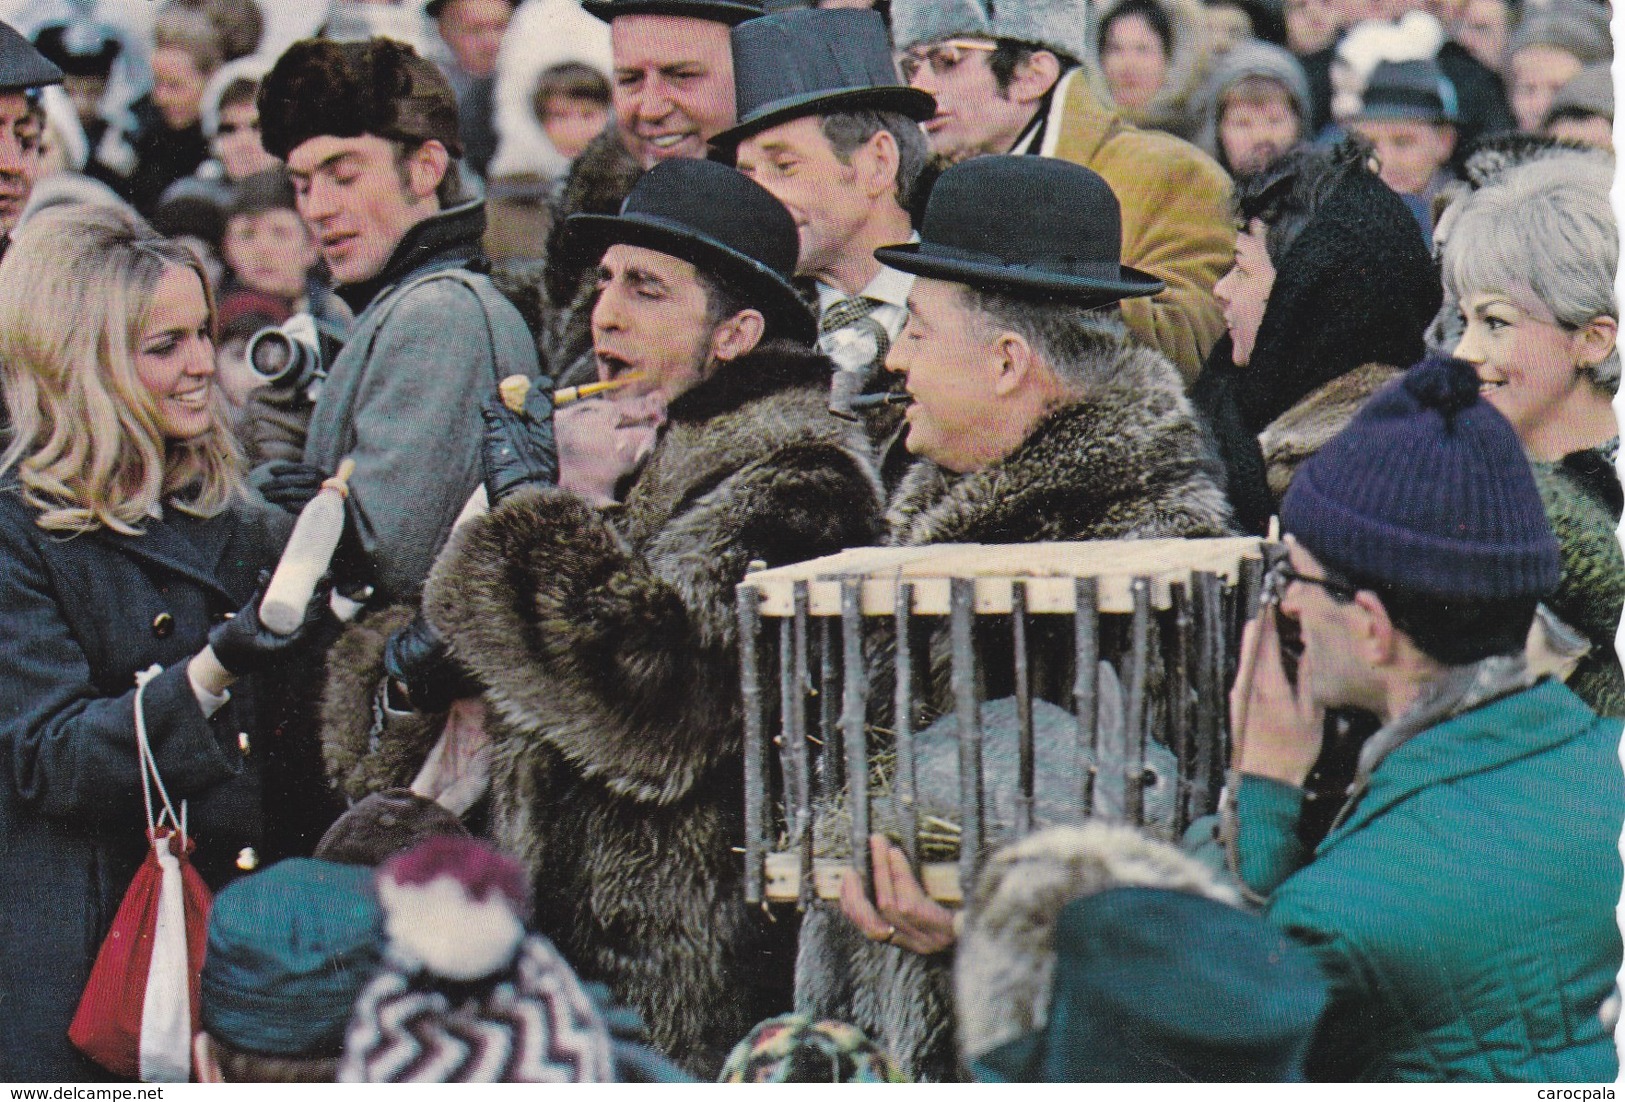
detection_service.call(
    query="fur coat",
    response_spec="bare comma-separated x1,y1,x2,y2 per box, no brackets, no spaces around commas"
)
796,333,1237,1082
412,342,881,1076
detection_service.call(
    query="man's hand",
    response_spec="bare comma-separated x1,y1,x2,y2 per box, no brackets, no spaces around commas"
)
1230,607,1324,787
838,835,957,956
481,380,558,506
259,461,327,513
555,396,662,505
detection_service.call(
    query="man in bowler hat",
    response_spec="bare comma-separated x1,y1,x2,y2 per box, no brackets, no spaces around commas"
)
338,158,884,1075
0,20,62,251
796,155,1235,1081
714,9,933,420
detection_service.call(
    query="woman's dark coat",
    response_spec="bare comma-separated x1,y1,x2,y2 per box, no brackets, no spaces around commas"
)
0,488,290,1080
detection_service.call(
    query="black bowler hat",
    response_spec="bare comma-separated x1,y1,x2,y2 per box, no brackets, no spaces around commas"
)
582,0,764,27
563,158,814,343
0,20,63,93
710,9,935,152
875,156,1165,306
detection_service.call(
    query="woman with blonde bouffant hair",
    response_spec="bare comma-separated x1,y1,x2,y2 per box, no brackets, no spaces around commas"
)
0,204,336,1081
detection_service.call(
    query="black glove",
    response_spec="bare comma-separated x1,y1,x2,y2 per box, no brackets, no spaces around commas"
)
381,613,479,713
210,570,336,677
259,460,327,514
481,380,558,506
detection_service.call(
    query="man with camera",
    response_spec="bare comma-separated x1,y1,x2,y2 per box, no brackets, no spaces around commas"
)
252,36,540,605
1228,356,1623,1080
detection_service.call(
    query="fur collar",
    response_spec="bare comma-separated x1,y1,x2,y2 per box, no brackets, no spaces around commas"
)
664,341,833,424
887,338,1235,546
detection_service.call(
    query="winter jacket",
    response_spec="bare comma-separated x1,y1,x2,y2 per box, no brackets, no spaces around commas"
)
276,200,542,606
796,332,1238,1081
1237,680,1624,1081
321,343,884,1077
0,487,291,1080
1191,160,1440,534
1040,69,1234,384
92,95,209,217
1097,0,1214,141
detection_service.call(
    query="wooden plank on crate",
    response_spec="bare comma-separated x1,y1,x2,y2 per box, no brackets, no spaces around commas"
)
763,852,963,905
742,537,1264,617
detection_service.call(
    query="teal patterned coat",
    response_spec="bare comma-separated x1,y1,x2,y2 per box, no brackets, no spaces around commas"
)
1237,681,1624,1081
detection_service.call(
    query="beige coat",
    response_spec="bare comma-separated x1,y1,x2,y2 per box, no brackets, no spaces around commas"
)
1041,68,1234,384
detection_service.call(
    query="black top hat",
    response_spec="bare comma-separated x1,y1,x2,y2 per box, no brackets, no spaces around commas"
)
0,20,63,93
876,156,1164,306
582,0,764,27
710,10,935,151
30,24,121,80
563,158,814,343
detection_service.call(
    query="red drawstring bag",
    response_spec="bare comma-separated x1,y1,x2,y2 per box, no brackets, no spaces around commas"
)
69,666,213,1082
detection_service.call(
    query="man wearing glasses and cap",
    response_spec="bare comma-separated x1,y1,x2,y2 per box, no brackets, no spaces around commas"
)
1223,356,1623,1081
0,20,63,254
886,0,1233,384
352,158,884,1077
799,153,1236,1081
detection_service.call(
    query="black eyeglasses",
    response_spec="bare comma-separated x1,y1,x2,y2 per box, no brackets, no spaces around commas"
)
1266,559,1360,603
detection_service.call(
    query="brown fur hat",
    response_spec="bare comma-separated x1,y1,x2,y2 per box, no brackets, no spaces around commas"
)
258,37,462,161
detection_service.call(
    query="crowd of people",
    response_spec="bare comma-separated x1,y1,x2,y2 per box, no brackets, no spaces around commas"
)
0,0,1619,1085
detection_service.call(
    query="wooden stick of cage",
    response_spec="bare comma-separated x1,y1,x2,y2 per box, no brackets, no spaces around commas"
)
1072,576,1100,820
1122,577,1151,825
950,577,984,888
840,580,873,898
1012,581,1035,838
740,586,767,904
893,582,920,872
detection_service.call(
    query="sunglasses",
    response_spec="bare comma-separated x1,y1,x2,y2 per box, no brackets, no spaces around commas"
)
896,39,997,83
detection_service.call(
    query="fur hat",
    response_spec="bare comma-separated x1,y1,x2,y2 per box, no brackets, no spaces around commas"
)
972,888,1329,1081
992,0,1092,65
313,789,470,867
258,37,462,162
889,0,991,52
953,822,1240,1061
340,837,616,1082
1545,62,1613,125
1507,0,1613,66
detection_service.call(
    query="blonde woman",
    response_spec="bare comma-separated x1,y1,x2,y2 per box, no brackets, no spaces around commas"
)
0,205,332,1080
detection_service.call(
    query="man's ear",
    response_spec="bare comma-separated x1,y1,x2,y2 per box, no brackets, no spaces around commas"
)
990,328,1039,397
1003,49,1062,107
853,127,902,201
194,1032,225,1084
405,139,451,202
1351,589,1398,665
710,308,767,363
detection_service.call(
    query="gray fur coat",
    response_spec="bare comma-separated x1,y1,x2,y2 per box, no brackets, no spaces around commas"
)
796,332,1236,1081
418,342,883,1077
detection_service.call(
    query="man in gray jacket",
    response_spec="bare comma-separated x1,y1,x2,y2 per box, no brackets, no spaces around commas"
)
254,36,541,605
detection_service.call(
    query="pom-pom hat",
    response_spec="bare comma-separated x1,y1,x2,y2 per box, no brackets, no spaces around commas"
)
1280,356,1560,601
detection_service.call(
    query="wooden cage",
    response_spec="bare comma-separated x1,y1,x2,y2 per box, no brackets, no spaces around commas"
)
735,538,1267,906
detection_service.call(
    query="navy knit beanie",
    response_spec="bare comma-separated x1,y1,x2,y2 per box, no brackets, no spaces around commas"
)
1279,355,1560,601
